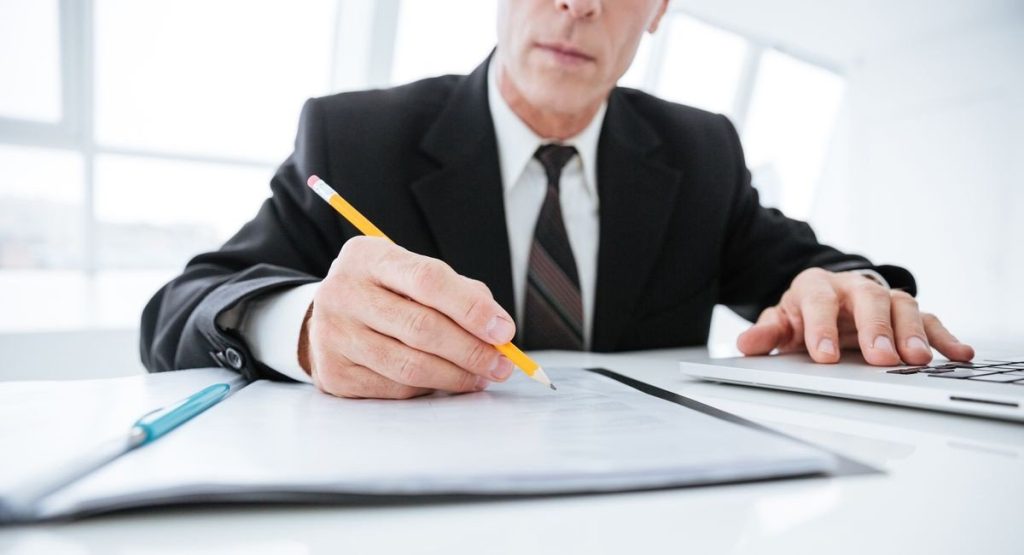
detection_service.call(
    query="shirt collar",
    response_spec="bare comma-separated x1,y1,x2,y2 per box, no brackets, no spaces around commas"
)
487,56,607,197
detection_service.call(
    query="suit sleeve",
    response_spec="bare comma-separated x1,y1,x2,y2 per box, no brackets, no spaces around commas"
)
139,98,349,380
715,114,915,322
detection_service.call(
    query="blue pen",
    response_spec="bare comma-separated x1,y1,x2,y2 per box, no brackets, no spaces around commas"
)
2,382,235,522
130,383,232,446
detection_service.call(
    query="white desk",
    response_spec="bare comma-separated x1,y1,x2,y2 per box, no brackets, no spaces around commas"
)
1,347,1021,554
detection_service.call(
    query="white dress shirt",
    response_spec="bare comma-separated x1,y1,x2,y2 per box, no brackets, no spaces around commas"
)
227,58,607,383
489,57,606,350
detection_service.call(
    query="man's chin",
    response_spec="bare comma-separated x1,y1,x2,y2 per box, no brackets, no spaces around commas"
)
521,74,608,114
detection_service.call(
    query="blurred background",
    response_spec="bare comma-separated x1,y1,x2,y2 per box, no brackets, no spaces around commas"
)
1,0,1021,377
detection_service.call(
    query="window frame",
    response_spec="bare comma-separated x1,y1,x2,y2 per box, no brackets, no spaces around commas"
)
642,8,845,133
0,0,376,278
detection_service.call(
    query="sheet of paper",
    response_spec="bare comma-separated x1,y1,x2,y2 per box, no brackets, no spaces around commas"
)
0,368,241,499
39,368,835,518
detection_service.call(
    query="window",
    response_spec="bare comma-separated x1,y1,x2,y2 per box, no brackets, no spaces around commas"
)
0,0,338,331
0,145,84,270
0,0,62,122
94,0,335,163
655,14,749,119
743,51,845,219
93,155,272,269
390,0,497,84
0,2,847,333
627,12,845,220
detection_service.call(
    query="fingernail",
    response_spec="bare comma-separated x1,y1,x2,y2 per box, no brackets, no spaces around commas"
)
486,316,515,343
474,377,489,391
873,336,895,353
817,338,836,355
490,357,514,381
908,336,930,353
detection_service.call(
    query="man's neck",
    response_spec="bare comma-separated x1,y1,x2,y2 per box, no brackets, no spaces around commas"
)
497,64,603,141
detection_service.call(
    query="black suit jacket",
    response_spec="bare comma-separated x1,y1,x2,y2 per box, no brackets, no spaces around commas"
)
140,58,914,381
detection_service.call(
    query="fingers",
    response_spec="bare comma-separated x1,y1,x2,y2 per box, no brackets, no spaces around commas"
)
889,290,933,365
307,330,433,400
922,313,975,362
741,268,840,362
844,279,901,366
311,237,521,400
352,286,516,382
333,323,491,394
315,358,433,400
795,278,841,363
367,241,516,345
737,306,792,355
740,267,970,369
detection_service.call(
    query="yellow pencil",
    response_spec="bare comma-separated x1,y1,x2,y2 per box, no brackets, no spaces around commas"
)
306,174,555,390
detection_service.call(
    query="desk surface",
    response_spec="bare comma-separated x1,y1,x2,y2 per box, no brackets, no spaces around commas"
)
2,347,1021,554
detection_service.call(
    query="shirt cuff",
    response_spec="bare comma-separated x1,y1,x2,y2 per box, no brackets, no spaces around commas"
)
237,282,320,384
847,268,891,289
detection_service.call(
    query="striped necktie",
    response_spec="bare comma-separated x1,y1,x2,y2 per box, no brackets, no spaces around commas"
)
523,144,584,350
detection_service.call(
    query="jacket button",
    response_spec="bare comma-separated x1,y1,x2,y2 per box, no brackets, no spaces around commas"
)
224,347,244,370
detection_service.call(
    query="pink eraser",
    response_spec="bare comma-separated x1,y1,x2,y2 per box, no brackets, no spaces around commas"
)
306,175,320,187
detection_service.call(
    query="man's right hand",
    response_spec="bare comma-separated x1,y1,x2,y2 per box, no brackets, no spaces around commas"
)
299,236,518,399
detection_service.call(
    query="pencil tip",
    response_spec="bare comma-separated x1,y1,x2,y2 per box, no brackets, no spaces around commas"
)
550,384,557,391
532,367,556,390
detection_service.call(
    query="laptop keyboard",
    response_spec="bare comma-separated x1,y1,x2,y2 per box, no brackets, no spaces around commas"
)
887,360,1024,384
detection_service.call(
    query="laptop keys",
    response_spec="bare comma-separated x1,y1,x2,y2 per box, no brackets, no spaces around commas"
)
887,367,925,375
886,360,1024,383
970,373,1024,383
921,366,958,374
948,362,1005,369
979,360,1024,367
928,369,999,379
984,365,1024,372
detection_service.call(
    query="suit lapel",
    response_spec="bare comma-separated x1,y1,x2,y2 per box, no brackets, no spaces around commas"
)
410,60,517,322
591,91,684,351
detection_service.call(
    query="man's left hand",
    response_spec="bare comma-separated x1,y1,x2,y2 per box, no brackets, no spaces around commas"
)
737,268,975,366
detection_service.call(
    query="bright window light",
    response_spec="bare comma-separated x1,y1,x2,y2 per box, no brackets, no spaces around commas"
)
0,0,62,122
0,269,177,332
743,50,845,220
94,154,273,270
0,145,84,270
655,14,748,118
0,145,87,332
94,0,336,163
391,0,497,85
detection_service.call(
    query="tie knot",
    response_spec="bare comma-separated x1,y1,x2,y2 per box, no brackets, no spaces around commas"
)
534,144,578,188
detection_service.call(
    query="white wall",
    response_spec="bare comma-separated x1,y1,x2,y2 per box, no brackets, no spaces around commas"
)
810,12,1024,344
693,0,1024,349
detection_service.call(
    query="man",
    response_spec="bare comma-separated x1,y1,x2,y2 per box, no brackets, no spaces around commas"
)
141,0,973,399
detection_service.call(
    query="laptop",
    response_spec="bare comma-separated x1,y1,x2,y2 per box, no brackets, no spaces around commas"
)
680,352,1024,422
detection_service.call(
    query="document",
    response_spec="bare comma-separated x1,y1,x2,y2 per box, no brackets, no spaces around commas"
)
0,368,239,498
17,367,836,520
